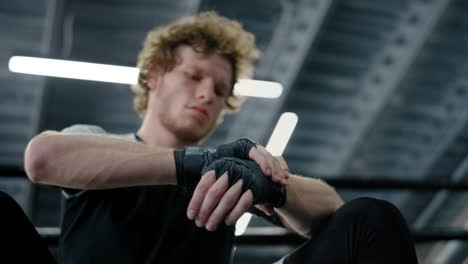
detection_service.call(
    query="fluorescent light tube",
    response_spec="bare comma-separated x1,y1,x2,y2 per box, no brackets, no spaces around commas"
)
236,112,298,236
9,56,282,98
235,213,252,236
266,112,298,156
8,56,139,84
234,79,283,98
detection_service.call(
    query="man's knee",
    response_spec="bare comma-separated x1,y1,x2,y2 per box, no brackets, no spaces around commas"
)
335,197,408,228
0,190,17,205
0,190,24,216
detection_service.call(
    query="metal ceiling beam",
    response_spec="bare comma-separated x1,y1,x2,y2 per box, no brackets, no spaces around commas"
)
225,0,336,144
422,217,468,263
414,154,468,226
413,67,468,229
386,50,468,223
25,0,69,224
417,8,468,261
413,65,468,264
181,0,202,15
32,0,68,134
332,0,453,174
0,0,69,166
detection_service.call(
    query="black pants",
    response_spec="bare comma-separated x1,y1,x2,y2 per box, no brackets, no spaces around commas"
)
0,191,417,263
0,191,56,263
283,197,418,264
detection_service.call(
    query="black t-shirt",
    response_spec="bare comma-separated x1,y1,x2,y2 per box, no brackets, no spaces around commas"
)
59,185,235,264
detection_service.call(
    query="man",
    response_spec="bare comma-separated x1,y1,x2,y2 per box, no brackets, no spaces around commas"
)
22,11,418,263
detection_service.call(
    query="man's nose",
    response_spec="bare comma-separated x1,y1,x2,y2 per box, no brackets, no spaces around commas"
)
196,80,215,103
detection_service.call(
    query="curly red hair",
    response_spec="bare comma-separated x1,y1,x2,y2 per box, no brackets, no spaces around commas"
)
131,11,260,118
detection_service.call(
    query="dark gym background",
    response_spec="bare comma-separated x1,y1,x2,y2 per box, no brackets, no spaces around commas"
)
1,0,468,262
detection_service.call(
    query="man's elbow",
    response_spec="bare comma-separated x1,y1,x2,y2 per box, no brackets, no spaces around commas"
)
24,131,58,183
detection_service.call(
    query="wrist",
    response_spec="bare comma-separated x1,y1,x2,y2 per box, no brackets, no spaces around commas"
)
173,147,215,191
173,149,186,187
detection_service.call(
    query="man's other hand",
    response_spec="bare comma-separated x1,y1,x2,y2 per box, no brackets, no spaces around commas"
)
186,158,286,231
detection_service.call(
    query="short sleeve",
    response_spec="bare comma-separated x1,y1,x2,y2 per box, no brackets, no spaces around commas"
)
61,124,107,135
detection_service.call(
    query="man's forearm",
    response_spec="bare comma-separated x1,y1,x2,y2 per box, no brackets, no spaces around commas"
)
25,131,176,189
275,174,344,239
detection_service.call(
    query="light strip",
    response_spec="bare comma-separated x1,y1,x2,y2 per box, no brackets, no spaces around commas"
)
234,79,283,98
236,112,298,235
8,56,139,85
235,212,252,236
266,112,299,156
8,56,283,98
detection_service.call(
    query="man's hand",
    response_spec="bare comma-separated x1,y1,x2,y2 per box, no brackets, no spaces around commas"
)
188,171,250,231
248,144,289,186
186,158,286,231
174,138,288,191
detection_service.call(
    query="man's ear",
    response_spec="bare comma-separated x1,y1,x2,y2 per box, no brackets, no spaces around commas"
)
146,66,162,90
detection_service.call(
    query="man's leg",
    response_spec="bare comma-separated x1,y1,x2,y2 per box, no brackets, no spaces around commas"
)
278,197,418,264
0,190,56,263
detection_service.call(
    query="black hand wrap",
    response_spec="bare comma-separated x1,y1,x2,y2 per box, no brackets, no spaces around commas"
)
213,138,257,160
173,147,215,191
173,138,258,191
202,157,287,208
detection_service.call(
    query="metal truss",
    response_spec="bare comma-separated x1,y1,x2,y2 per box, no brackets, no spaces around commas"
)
414,63,468,264
225,0,336,144
333,0,453,174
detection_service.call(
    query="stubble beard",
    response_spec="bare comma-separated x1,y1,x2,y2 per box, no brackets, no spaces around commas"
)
159,110,217,144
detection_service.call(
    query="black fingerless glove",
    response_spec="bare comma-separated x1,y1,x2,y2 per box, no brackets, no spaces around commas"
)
213,138,257,160
173,138,258,191
201,157,287,208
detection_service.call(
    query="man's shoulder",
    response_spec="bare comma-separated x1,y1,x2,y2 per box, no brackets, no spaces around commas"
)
61,124,107,134
60,124,135,140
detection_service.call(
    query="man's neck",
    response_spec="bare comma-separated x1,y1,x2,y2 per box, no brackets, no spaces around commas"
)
136,114,198,149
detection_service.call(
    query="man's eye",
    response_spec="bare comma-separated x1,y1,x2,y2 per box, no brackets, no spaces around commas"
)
215,88,225,97
189,74,201,81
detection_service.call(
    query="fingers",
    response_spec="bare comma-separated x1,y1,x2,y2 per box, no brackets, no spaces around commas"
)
187,170,217,220
225,190,253,226
254,204,275,216
187,154,283,231
249,146,288,186
188,172,249,231
204,180,243,231
194,173,229,228
275,156,290,179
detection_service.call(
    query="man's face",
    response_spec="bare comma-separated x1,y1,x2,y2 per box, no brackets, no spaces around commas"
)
147,45,233,142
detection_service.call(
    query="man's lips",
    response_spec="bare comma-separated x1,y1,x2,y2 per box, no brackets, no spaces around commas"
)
190,106,208,118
